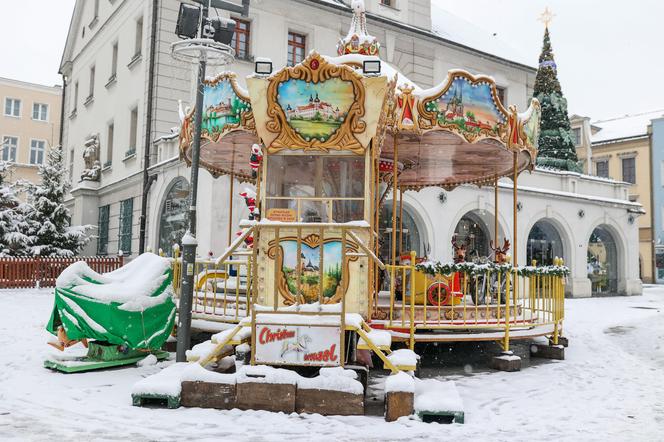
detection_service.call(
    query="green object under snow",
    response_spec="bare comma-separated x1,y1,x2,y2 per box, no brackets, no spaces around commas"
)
46,253,177,351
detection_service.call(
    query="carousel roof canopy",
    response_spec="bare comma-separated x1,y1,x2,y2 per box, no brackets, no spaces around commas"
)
178,0,541,190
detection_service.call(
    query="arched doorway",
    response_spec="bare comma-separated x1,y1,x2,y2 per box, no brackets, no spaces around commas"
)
158,178,190,256
379,202,425,260
454,211,491,260
527,220,564,266
587,225,618,295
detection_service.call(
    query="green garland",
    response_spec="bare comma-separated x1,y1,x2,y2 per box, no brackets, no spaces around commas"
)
415,261,570,278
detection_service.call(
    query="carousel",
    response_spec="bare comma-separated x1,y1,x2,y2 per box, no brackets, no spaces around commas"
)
174,2,566,376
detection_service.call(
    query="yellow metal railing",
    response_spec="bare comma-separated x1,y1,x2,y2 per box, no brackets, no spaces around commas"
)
170,228,255,324
380,253,566,351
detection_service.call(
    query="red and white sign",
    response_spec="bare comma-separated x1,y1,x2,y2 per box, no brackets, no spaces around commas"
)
254,324,341,366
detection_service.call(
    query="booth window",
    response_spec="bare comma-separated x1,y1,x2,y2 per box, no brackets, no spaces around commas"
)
265,154,365,222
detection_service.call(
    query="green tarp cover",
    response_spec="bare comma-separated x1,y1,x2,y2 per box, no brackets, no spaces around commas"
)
46,253,177,350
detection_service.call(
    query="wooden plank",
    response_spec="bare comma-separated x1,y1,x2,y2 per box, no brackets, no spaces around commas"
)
180,381,236,409
296,388,364,416
236,382,296,413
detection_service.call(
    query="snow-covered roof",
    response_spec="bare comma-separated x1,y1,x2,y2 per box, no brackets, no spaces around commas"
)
591,110,664,144
430,3,534,68
312,0,535,70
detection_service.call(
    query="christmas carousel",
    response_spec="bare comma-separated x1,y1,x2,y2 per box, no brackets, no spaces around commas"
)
174,0,566,379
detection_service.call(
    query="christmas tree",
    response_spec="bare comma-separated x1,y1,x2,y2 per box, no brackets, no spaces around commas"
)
24,148,90,257
533,24,581,172
0,161,30,256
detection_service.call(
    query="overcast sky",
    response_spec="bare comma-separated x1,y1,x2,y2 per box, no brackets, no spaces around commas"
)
0,0,662,120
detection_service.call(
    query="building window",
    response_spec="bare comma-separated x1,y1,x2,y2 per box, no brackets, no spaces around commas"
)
87,65,95,100
97,205,110,255
231,18,250,60
380,0,394,6
69,148,74,181
106,121,114,167
134,17,143,57
111,42,118,79
72,81,79,113
572,127,581,146
128,107,138,156
4,98,21,117
622,157,636,184
496,86,506,104
93,0,100,19
2,136,18,162
32,103,48,121
287,32,306,67
596,160,609,178
30,140,46,164
118,198,133,254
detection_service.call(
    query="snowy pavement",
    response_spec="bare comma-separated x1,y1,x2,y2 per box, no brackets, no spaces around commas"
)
0,287,663,441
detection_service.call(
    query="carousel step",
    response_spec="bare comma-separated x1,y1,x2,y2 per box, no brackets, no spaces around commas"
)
357,329,392,351
385,349,419,372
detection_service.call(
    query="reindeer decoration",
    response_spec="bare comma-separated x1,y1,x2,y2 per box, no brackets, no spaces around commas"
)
451,235,467,263
490,239,511,264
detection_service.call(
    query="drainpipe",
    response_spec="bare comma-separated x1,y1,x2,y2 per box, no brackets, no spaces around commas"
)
139,0,160,255
58,74,67,147
649,129,656,284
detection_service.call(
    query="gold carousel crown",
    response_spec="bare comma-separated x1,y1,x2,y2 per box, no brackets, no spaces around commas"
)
336,0,380,56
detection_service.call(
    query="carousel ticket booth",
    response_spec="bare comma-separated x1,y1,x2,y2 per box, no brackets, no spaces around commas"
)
175,4,567,375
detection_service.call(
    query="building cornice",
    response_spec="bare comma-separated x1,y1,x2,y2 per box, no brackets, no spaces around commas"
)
591,134,649,147
0,77,62,94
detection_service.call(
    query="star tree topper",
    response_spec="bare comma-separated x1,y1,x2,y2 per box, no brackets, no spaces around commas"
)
538,7,555,28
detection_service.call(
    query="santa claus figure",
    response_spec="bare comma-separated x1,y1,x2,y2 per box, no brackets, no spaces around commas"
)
249,144,263,179
240,188,259,221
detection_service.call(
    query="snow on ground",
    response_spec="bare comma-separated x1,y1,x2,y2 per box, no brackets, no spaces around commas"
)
0,287,663,441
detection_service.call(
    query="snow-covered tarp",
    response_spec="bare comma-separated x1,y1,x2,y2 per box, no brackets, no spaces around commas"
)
46,253,177,350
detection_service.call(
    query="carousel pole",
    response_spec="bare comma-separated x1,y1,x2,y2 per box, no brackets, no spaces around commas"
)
513,153,518,266
176,3,209,363
391,134,399,266
398,188,404,258
494,177,499,245
227,173,234,246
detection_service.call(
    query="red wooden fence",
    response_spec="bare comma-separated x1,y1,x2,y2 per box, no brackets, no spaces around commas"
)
0,256,124,289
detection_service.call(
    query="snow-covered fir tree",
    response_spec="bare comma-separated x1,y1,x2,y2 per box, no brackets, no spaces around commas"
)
0,161,31,256
533,26,581,172
24,147,90,256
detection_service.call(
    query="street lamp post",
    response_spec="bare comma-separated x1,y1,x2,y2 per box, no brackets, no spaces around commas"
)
172,0,245,363
175,3,209,363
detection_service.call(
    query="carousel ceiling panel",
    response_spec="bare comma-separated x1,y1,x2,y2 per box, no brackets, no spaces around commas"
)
381,130,532,190
182,129,258,182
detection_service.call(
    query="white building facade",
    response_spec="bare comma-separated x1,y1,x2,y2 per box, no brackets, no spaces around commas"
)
60,0,642,297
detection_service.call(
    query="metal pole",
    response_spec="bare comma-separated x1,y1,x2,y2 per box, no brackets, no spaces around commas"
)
176,3,209,363
494,177,499,246
227,173,234,245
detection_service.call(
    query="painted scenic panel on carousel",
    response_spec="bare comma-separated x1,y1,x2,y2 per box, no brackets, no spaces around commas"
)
201,79,251,135
277,78,354,142
423,77,505,137
280,240,343,303
522,103,541,149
